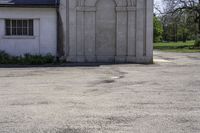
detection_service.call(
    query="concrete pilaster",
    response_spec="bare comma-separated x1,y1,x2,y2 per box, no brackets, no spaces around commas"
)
115,6,128,63
136,0,145,62
127,6,136,62
84,7,96,62
146,0,153,63
67,0,77,62
76,7,85,62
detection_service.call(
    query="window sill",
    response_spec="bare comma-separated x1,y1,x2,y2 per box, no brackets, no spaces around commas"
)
3,36,36,39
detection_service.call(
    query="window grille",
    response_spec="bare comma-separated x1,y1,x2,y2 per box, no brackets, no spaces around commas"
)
5,19,33,36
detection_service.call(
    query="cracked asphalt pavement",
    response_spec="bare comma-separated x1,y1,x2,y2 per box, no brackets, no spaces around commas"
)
0,51,200,133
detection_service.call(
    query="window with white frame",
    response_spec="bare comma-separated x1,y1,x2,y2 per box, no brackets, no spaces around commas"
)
5,19,34,36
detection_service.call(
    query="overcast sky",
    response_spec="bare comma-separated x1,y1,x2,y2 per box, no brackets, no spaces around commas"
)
154,0,163,6
154,0,164,14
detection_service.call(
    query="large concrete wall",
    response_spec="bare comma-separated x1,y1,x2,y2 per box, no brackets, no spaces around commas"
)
0,8,57,56
60,0,153,63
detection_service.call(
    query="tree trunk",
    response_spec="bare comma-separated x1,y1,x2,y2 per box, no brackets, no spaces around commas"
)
182,31,187,43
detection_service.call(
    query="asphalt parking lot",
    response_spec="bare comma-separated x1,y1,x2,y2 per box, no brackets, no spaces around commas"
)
0,51,200,133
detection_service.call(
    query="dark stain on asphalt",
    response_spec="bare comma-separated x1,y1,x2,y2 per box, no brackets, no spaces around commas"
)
56,126,90,133
10,102,35,106
88,78,116,87
187,56,200,60
10,101,51,106
38,101,51,105
106,116,141,124
175,118,190,124
101,79,115,84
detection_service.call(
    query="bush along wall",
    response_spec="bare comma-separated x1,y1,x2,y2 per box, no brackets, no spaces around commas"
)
0,50,56,65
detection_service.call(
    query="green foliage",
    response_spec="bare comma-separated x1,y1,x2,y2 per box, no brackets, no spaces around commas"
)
0,50,55,65
159,9,197,42
22,54,55,65
0,51,11,64
162,20,191,42
194,38,200,47
153,16,163,43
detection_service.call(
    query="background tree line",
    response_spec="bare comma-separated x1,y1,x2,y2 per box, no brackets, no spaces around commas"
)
154,0,200,47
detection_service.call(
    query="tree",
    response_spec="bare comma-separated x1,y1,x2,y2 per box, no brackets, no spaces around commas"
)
153,15,164,42
154,0,199,43
163,0,200,36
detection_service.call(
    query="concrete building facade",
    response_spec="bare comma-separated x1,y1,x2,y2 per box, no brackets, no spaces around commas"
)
60,0,153,63
0,0,153,63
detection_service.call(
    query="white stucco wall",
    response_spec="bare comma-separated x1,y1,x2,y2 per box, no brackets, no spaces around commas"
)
0,7,57,56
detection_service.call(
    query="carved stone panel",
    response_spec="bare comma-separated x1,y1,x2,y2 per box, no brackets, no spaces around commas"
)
63,0,153,63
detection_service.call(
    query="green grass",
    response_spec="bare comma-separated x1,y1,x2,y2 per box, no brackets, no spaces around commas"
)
154,41,200,53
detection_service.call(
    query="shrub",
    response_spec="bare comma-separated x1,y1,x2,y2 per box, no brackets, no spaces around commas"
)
194,38,200,48
0,50,55,65
0,51,11,64
22,54,55,65
153,16,163,43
